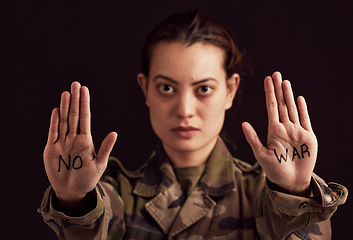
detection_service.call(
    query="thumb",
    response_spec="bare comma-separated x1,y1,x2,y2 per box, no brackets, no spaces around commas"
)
96,132,118,164
242,122,263,155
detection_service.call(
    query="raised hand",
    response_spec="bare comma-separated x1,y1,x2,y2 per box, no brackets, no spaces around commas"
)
242,72,317,196
43,82,117,204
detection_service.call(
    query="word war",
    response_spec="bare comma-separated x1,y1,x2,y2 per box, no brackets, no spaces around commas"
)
273,144,310,163
58,155,83,172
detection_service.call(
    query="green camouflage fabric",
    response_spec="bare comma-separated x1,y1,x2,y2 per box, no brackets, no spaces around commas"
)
38,138,348,240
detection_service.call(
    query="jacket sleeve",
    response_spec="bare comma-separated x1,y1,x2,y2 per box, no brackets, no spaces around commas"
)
256,173,348,240
37,181,125,240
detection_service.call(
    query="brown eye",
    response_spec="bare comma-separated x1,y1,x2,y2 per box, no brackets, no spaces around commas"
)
197,85,213,94
158,84,174,94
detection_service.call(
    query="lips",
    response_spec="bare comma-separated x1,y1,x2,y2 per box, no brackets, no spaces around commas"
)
172,126,199,138
172,126,198,131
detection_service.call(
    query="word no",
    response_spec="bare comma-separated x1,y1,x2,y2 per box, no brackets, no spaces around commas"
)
273,144,310,163
58,155,83,172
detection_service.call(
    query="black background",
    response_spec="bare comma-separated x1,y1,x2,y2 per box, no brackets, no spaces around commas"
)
2,0,352,239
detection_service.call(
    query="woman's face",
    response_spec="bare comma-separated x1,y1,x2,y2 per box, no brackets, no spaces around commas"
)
138,41,239,156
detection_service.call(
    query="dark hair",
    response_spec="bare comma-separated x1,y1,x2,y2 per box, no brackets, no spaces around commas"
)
140,10,244,80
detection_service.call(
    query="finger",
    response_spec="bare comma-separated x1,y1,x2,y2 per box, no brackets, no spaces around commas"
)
282,80,299,124
80,86,91,135
297,96,313,131
68,82,81,134
59,91,70,138
47,108,59,145
242,122,264,155
264,76,279,124
272,72,290,123
96,132,118,166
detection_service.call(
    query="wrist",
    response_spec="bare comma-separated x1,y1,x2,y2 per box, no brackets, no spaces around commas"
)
268,179,313,197
55,192,87,205
283,184,313,197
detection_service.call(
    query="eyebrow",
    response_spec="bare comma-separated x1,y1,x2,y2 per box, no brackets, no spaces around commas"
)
153,74,217,85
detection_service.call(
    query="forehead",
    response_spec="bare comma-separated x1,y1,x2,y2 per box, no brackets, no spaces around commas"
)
149,41,226,81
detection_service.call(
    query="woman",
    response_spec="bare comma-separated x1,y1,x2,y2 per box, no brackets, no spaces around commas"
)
38,11,347,240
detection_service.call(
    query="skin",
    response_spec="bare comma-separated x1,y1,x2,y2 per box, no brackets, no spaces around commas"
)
242,73,317,195
137,42,239,167
43,41,317,210
43,83,117,207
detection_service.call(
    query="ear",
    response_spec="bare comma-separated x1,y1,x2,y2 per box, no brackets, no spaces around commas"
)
225,73,240,110
137,73,150,107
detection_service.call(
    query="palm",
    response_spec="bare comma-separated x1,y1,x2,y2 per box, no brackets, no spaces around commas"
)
44,135,98,197
242,72,317,195
43,82,117,201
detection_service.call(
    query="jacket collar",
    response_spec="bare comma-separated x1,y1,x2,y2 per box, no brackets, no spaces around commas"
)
133,137,236,197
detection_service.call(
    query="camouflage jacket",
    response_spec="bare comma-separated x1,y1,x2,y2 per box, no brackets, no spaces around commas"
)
38,138,347,240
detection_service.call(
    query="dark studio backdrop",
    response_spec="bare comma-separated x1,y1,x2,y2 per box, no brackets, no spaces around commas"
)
2,0,352,239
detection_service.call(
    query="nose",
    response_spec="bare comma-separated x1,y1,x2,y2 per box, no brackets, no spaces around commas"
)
176,91,195,119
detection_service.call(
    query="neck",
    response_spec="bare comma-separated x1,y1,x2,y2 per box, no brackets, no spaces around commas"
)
162,138,217,168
